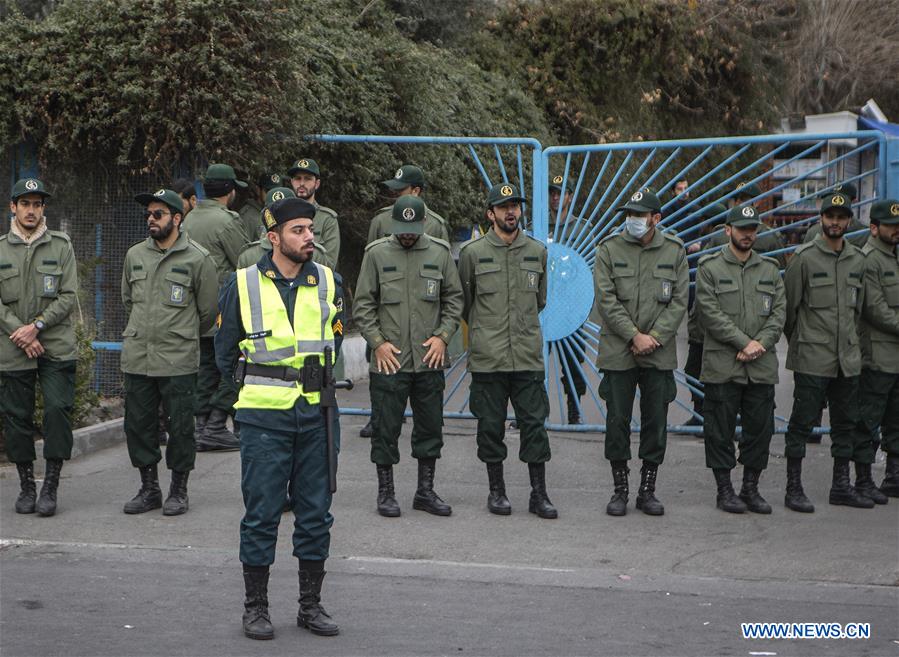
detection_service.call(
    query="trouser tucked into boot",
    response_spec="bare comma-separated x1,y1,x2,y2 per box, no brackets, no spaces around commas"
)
242,565,273,640
297,561,339,636
412,458,451,516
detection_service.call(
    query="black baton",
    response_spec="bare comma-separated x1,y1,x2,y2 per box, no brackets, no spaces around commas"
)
321,346,353,494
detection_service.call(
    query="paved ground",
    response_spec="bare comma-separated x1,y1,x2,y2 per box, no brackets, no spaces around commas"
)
2,372,898,656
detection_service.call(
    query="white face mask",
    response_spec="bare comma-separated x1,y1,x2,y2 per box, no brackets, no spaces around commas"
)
624,215,650,238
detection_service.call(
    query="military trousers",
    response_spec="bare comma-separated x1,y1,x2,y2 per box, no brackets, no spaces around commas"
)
684,341,704,412
0,359,76,464
195,337,238,416
470,371,551,464
556,337,587,398
784,372,867,461
239,403,337,566
702,381,774,471
858,368,899,460
124,373,197,472
598,368,676,466
369,370,444,465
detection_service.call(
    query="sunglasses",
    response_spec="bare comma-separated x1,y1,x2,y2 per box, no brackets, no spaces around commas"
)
144,209,171,220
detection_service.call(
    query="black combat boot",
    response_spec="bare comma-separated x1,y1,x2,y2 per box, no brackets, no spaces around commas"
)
854,462,888,505
829,458,874,508
15,462,36,514
297,564,339,636
527,462,558,519
635,462,664,515
713,468,747,513
359,419,373,438
486,462,511,515
738,468,772,514
242,565,273,640
196,408,240,451
784,457,814,513
193,413,208,447
606,461,629,516
412,458,451,516
566,395,582,425
36,459,63,517
880,454,899,498
123,463,163,514
162,470,190,516
376,465,401,517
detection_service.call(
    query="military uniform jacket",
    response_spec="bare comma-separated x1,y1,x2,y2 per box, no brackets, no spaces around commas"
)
860,235,899,373
458,229,547,373
182,199,246,286
367,203,450,245
593,229,688,371
238,199,263,243
120,232,219,377
354,234,463,373
237,236,334,270
695,246,785,384
0,228,78,371
784,234,865,377
314,205,341,267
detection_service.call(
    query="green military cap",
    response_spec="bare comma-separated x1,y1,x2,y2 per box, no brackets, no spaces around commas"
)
258,172,286,191
384,164,425,190
869,198,899,225
486,182,526,207
391,195,426,235
733,181,761,200
820,192,853,217
549,174,572,194
726,205,762,227
820,182,858,201
134,188,184,215
264,186,296,208
11,177,51,200
617,187,661,214
204,163,248,188
703,202,728,219
287,158,321,177
262,197,316,231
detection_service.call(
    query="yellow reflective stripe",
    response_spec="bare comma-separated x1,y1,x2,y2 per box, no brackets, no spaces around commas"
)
243,375,295,388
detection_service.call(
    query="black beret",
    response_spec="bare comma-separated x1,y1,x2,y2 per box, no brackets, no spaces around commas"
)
262,197,316,230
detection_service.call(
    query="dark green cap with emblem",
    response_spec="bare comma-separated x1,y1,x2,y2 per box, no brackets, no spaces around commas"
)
390,195,426,235
820,192,853,217
287,158,320,177
486,182,526,207
726,205,762,227
617,188,661,214
264,186,296,208
11,177,51,201
549,174,572,193
258,172,286,191
135,188,184,216
204,163,247,188
384,165,425,190
733,181,761,200
820,182,857,201
869,198,899,225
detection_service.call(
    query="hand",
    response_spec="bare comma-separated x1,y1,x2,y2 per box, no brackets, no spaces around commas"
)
421,336,447,369
737,340,766,362
24,338,45,359
374,341,402,375
10,323,39,348
687,243,701,254
630,332,660,356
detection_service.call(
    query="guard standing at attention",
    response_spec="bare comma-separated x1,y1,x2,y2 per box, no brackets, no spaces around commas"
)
183,163,248,451
287,158,341,265
120,189,218,515
367,165,450,244
354,195,463,517
1,178,77,517
858,199,899,501
782,192,873,511
804,183,867,248
593,188,688,517
216,197,344,641
695,206,786,514
458,183,557,519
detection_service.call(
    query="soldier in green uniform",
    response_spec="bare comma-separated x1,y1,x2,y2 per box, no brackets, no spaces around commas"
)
593,188,688,517
238,188,335,270
858,199,899,500
367,165,450,244
782,192,873,511
237,173,286,244
804,183,867,248
183,163,248,451
354,196,463,517
695,206,786,513
1,178,77,517
287,158,340,266
120,189,219,515
458,183,557,519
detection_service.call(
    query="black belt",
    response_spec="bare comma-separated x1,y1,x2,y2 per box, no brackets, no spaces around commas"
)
234,357,323,392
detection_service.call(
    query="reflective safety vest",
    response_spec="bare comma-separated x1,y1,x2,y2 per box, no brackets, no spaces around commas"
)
235,263,337,409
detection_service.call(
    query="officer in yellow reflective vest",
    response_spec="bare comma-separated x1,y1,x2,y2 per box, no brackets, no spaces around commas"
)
215,197,344,641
